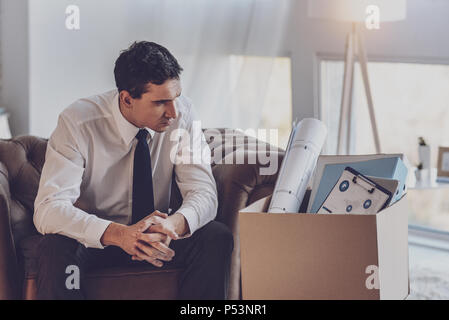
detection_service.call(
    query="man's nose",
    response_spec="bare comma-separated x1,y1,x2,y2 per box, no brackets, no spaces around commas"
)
165,101,177,119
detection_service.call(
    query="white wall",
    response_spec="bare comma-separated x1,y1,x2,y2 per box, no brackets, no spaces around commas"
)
2,0,449,138
28,0,132,136
1,0,29,136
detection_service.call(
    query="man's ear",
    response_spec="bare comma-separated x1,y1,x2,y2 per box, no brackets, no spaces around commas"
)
120,91,133,108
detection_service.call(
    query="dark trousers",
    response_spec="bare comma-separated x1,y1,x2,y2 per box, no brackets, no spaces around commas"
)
35,221,233,300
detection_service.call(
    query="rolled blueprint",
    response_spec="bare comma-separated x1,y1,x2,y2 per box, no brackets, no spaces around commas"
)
268,118,327,213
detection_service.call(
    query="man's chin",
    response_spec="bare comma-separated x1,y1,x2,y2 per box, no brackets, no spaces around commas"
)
154,125,170,133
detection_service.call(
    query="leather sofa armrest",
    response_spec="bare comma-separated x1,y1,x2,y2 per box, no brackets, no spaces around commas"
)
213,163,281,226
212,151,284,300
0,163,20,299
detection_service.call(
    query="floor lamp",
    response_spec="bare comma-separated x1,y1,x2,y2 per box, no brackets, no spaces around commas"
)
308,0,407,155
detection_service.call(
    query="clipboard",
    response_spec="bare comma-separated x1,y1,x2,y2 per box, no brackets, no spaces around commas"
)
317,167,392,215
365,175,400,207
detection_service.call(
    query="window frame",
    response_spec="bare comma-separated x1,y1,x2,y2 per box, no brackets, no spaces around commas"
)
315,53,449,154
316,53,449,239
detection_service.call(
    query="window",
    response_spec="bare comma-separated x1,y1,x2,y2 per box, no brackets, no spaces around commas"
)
229,55,292,149
184,54,292,149
320,60,449,232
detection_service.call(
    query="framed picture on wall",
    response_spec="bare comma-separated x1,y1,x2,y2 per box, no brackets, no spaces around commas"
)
437,147,449,182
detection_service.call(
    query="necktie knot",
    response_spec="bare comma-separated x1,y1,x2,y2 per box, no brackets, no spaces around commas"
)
136,129,148,142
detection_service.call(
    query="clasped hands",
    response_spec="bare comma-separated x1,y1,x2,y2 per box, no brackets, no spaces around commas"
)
101,211,188,268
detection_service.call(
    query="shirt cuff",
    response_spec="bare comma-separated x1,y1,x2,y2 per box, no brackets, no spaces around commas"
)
83,218,113,249
175,206,199,239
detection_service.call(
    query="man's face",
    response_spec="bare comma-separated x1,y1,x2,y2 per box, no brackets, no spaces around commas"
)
120,79,182,132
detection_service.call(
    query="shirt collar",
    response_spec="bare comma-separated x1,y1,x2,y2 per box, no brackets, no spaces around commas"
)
111,92,155,146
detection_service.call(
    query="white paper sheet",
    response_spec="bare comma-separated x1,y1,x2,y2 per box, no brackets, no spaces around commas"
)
268,118,327,213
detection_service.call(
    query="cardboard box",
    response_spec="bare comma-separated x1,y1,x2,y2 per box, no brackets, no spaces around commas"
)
239,194,410,300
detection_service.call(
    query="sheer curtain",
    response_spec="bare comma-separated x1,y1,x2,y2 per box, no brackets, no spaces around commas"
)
3,0,293,140
121,0,293,136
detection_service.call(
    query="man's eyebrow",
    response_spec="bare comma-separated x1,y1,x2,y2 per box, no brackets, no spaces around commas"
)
152,92,182,103
153,99,170,103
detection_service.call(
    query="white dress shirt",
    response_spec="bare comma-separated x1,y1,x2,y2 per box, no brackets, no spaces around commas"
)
33,89,218,249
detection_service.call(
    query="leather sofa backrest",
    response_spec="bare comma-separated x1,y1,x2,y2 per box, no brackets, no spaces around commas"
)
0,137,47,246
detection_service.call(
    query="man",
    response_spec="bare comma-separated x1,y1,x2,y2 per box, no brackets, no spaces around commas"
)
33,41,233,300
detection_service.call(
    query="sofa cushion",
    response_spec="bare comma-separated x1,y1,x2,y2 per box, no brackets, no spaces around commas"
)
19,234,182,299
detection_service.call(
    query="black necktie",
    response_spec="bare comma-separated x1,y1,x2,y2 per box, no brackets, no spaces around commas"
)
132,129,155,224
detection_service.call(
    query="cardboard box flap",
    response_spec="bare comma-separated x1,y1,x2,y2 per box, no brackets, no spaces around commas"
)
241,195,272,213
243,189,311,214
376,195,410,299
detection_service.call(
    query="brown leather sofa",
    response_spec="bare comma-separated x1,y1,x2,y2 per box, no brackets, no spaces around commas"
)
0,129,283,300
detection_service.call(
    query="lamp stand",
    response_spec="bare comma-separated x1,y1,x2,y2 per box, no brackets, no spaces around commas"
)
337,22,381,155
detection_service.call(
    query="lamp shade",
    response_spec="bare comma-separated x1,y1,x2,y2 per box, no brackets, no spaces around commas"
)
308,0,406,22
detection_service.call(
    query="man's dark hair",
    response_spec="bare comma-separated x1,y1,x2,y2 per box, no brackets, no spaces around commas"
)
114,41,183,99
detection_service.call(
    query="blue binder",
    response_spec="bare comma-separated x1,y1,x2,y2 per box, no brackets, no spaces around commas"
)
310,157,408,213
